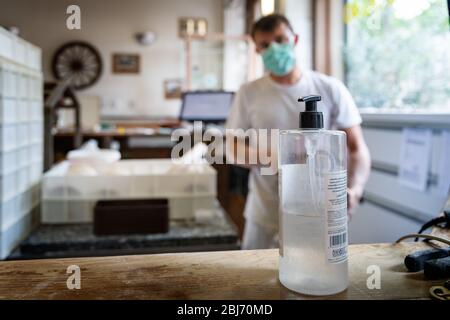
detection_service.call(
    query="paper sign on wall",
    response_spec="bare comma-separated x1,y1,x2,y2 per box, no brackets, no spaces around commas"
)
398,128,432,192
436,131,450,196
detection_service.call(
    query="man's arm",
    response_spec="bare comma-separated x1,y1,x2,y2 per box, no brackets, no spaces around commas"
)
342,125,371,216
225,134,276,170
225,137,253,169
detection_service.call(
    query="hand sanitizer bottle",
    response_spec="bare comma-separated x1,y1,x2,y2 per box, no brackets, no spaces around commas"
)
278,95,348,296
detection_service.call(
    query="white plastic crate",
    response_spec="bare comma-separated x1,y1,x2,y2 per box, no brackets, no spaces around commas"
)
43,160,216,199
41,159,217,224
42,196,216,223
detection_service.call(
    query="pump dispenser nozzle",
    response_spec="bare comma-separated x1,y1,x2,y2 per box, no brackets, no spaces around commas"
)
298,95,323,129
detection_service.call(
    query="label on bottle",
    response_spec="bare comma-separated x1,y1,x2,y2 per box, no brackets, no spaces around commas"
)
325,170,348,264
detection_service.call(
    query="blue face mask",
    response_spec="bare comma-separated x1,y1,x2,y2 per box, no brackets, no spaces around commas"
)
261,42,296,77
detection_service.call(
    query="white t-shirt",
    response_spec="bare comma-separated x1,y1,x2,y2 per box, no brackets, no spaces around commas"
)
225,70,362,231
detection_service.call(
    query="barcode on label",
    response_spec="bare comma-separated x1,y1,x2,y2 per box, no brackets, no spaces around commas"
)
329,233,347,247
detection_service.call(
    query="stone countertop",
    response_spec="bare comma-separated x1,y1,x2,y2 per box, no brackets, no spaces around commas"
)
9,208,239,260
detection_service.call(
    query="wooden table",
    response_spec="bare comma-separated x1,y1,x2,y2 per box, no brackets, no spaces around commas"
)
0,242,446,300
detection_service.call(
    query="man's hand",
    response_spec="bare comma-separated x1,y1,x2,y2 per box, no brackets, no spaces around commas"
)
347,187,362,220
342,125,371,220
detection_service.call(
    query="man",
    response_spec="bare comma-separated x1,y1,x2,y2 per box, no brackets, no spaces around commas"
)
226,14,371,249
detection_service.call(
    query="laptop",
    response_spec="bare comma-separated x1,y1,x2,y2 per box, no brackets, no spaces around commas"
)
179,91,234,124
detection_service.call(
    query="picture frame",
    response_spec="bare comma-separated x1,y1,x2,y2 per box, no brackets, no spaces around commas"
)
164,79,184,99
178,17,208,38
112,53,140,74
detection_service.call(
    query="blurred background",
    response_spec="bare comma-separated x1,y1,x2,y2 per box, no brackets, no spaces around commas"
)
0,0,448,260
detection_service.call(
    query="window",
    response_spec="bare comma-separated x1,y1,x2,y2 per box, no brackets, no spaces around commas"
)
344,0,450,111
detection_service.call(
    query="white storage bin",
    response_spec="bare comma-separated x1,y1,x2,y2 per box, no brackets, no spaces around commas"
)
0,98,17,124
42,199,95,224
41,159,217,224
0,170,17,201
43,160,216,200
0,149,17,175
169,196,216,220
0,124,17,151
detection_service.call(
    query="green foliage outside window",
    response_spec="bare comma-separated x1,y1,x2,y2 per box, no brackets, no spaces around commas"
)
345,0,450,111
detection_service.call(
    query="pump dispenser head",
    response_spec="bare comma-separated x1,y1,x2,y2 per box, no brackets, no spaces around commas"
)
298,95,323,129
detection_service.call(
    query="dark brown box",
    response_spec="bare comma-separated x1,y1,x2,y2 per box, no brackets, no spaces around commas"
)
94,199,169,236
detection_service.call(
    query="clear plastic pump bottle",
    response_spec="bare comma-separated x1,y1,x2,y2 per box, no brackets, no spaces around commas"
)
278,95,348,296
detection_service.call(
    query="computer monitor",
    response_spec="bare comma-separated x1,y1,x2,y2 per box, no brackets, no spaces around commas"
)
179,91,234,123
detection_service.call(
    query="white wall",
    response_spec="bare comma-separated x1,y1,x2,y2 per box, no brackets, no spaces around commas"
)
282,0,313,71
349,114,450,244
330,0,345,80
0,0,224,117
223,0,251,91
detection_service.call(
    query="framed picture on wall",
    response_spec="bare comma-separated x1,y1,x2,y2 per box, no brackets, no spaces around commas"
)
178,17,208,38
112,53,140,74
164,79,184,99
